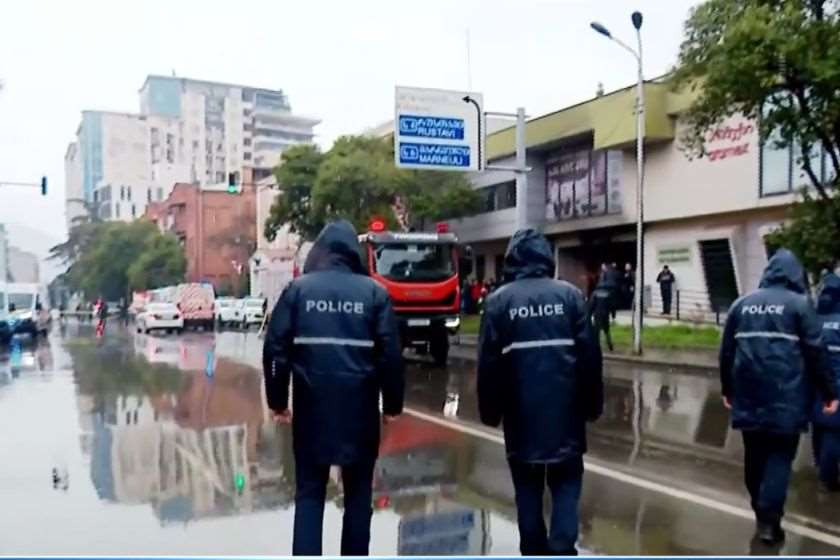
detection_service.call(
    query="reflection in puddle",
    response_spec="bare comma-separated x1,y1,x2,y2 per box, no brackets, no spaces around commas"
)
1,330,839,555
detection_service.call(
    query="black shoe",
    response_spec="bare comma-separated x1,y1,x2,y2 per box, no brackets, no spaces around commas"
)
757,521,785,545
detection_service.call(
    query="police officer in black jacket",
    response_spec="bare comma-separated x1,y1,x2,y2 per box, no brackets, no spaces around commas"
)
262,220,405,556
720,249,838,545
477,229,603,556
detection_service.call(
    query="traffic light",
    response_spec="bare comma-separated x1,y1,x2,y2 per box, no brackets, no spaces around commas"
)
40,176,47,196
227,172,239,194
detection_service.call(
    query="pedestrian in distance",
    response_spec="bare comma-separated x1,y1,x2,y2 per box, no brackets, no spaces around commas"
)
477,229,603,556
656,265,676,315
622,262,635,310
719,249,838,545
262,220,405,556
94,297,108,337
118,299,129,328
812,272,840,492
470,278,483,315
608,263,622,319
589,278,615,352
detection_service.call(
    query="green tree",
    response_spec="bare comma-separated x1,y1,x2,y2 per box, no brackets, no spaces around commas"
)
673,0,840,274
126,232,187,291
60,221,186,300
265,136,480,240
312,135,400,231
265,144,324,241
49,199,104,265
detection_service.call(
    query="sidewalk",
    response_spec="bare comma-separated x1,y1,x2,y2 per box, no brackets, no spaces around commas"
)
453,333,718,372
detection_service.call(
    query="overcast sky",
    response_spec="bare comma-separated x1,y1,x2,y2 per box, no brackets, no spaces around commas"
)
0,0,699,252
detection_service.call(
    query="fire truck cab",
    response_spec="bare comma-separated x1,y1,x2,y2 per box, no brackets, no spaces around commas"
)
360,227,462,366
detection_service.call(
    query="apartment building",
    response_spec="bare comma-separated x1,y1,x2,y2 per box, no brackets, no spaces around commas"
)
139,75,319,184
64,75,319,228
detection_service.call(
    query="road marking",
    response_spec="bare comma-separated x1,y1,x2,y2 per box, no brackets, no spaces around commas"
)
403,406,840,548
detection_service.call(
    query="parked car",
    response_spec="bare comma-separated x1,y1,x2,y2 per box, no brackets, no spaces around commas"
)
5,283,50,338
214,297,243,327
175,283,215,331
135,302,184,334
241,297,267,329
0,285,11,346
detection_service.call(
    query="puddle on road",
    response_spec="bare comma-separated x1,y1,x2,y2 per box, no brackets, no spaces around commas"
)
0,327,838,555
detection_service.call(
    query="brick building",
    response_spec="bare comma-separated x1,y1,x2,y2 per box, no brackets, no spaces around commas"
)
145,179,256,294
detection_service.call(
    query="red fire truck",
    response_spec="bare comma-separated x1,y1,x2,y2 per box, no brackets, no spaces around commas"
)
360,221,464,366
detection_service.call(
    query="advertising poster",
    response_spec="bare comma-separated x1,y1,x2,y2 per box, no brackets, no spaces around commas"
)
573,151,591,217
590,151,607,214
545,154,577,221
607,150,623,215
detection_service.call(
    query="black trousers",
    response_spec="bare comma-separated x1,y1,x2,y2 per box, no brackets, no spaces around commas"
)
660,286,672,314
742,431,800,525
508,457,583,556
293,456,376,556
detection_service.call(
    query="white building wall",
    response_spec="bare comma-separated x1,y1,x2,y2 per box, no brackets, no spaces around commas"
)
64,142,85,229
7,246,40,283
644,116,794,222
0,225,8,282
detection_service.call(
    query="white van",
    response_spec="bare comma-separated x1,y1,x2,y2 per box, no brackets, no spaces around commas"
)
6,283,50,338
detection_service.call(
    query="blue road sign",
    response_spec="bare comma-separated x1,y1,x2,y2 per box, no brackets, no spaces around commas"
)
399,115,465,140
399,142,471,168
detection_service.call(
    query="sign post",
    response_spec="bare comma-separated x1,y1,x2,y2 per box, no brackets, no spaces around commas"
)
395,86,484,172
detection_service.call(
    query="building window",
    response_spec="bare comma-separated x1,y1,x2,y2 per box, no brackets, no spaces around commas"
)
244,152,252,161
478,186,496,212
126,186,132,201
115,203,120,219
166,133,175,163
243,138,252,147
120,185,125,201
157,188,164,200
497,181,516,210
759,136,830,196
131,204,136,218
147,188,152,203
475,181,516,213
216,172,225,183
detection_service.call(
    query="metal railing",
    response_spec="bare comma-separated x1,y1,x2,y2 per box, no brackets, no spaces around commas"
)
645,286,731,326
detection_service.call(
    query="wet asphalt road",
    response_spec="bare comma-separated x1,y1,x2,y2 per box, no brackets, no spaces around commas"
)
2,322,840,555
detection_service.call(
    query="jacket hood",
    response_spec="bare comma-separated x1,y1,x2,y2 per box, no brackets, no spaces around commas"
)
818,272,840,314
503,229,555,281
759,248,807,293
303,220,366,274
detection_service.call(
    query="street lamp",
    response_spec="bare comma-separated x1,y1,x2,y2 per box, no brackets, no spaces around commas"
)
591,12,645,355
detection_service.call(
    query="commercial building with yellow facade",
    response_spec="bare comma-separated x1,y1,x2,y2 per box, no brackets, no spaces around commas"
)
446,78,832,316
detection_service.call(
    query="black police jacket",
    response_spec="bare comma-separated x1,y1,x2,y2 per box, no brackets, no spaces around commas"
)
814,273,840,429
720,249,836,434
477,229,603,463
262,220,405,465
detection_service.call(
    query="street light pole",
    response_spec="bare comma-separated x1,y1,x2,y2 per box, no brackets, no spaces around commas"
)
591,12,645,355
